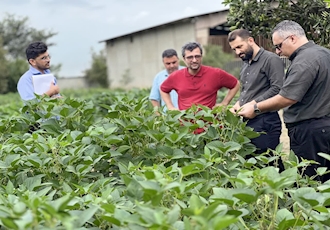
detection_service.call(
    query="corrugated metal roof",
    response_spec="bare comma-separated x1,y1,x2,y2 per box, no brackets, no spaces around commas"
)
99,8,229,43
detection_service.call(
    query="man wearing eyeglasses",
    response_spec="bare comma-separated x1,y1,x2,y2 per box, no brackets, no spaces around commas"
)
228,29,284,171
17,41,60,101
160,42,240,111
238,20,330,182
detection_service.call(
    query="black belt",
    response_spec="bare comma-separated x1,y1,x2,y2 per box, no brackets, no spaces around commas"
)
286,116,330,128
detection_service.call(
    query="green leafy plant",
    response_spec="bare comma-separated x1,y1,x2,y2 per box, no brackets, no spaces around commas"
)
0,89,329,229
223,0,330,49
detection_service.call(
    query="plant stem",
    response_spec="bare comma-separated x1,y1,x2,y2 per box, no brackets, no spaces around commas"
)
238,216,250,229
268,193,278,230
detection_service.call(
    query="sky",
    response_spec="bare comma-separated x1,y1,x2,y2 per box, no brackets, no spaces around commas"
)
0,0,226,77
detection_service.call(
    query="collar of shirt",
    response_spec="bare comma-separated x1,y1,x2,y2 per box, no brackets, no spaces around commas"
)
289,41,315,61
184,65,204,78
29,65,51,75
244,47,264,65
165,65,186,77
251,47,264,63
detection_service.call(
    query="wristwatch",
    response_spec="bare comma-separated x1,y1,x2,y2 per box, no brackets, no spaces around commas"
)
254,103,261,115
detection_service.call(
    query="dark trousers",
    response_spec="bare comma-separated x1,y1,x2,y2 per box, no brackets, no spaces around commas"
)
246,112,284,171
287,117,330,182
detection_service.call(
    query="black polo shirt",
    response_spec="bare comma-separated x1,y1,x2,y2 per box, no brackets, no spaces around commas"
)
280,41,330,123
239,48,284,106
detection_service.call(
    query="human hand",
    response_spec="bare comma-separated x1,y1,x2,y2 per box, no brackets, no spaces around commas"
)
51,94,62,99
237,103,256,119
168,106,179,111
212,103,226,109
244,100,256,107
229,106,238,114
229,101,240,114
229,104,241,114
45,82,60,97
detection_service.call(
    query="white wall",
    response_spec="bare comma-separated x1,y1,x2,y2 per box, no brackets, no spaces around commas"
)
57,77,88,89
105,21,195,89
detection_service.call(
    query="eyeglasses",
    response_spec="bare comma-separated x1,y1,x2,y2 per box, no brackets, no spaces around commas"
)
39,55,51,60
274,36,291,50
185,55,202,61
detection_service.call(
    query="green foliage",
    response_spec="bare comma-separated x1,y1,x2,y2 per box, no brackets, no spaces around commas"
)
0,14,57,59
0,37,9,94
83,49,109,88
224,0,330,49
6,58,28,92
203,44,241,78
0,89,329,229
203,45,233,68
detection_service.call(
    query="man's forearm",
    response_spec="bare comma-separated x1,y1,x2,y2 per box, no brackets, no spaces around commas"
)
238,94,296,119
150,100,160,107
258,94,297,112
254,85,281,103
44,83,60,97
221,81,240,105
160,90,176,109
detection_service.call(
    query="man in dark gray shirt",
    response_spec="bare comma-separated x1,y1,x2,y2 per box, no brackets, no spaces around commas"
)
239,20,330,182
228,29,284,171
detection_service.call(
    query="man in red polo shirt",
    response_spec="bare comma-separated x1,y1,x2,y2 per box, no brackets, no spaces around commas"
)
160,42,240,111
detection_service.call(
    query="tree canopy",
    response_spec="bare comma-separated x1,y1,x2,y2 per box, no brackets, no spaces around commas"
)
0,14,57,59
83,50,109,88
223,0,330,48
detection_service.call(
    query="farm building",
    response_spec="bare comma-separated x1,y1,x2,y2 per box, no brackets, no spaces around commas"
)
100,9,272,89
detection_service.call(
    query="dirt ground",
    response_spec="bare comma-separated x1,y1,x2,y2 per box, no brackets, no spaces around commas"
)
279,110,290,153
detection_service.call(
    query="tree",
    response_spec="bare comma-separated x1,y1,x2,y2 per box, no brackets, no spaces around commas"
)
0,14,57,59
202,45,234,67
0,38,9,94
223,0,330,48
6,59,28,93
83,50,109,88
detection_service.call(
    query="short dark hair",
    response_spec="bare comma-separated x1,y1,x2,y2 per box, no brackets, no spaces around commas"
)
181,42,203,57
228,29,252,42
162,49,178,58
26,41,48,61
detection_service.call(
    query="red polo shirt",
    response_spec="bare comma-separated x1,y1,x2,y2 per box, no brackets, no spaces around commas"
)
160,65,238,110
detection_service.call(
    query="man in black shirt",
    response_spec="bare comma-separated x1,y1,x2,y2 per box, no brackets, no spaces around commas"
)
228,29,284,171
239,20,330,182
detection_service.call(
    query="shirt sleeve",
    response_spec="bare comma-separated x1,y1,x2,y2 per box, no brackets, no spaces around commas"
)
17,76,36,101
279,62,315,102
217,68,238,89
254,55,284,102
149,75,160,101
160,74,175,93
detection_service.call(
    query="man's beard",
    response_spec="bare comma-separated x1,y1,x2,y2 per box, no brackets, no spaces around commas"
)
189,63,200,70
168,67,178,74
240,46,254,61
